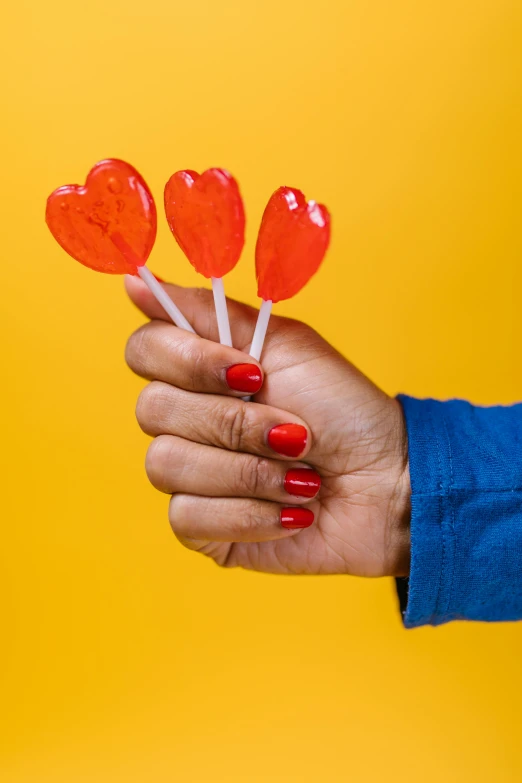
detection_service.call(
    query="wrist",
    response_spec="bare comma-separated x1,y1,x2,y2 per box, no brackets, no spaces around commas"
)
385,400,411,577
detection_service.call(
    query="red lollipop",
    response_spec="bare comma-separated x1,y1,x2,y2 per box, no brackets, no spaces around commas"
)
249,186,331,361
164,168,245,346
46,159,194,332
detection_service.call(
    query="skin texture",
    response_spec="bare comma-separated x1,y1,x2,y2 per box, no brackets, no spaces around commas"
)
125,276,411,578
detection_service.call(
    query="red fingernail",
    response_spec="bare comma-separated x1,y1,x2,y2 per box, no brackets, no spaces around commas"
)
226,364,263,394
267,424,308,458
284,468,321,498
281,507,315,529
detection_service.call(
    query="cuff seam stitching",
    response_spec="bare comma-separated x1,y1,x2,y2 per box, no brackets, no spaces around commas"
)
440,405,457,618
432,404,446,623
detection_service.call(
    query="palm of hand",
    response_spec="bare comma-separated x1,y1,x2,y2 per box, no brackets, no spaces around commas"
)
198,318,408,578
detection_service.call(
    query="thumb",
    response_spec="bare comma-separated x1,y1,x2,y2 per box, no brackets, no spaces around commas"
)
124,273,260,348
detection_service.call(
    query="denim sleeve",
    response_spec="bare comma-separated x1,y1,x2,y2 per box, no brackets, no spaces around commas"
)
396,396,522,628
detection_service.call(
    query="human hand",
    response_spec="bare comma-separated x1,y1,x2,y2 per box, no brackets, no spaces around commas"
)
125,276,411,577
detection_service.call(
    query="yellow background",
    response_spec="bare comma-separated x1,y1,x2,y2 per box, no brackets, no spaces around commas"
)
2,1,522,780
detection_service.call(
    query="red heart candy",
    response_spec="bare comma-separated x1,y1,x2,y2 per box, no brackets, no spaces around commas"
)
46,159,157,275
164,168,245,279
255,187,331,303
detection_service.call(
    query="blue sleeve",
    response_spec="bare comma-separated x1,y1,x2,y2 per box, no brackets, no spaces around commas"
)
396,395,522,628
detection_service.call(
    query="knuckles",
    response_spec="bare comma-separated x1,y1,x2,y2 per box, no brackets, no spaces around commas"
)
126,320,222,390
168,494,201,537
145,434,178,491
136,381,173,434
238,506,272,537
125,324,156,375
215,403,250,452
237,455,272,495
168,494,274,541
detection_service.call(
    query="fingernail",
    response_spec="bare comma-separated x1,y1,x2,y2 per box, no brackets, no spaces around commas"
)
153,273,165,283
226,363,263,394
284,468,321,498
267,424,308,458
281,507,315,529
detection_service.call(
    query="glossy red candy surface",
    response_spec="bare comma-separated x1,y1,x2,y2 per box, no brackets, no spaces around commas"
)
45,159,157,274
164,168,245,279
255,187,330,303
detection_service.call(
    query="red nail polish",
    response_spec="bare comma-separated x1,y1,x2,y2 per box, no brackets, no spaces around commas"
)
267,424,308,458
281,507,315,529
284,469,321,498
226,364,263,394
153,273,164,283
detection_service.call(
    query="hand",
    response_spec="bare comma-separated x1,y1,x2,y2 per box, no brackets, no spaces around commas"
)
125,276,411,577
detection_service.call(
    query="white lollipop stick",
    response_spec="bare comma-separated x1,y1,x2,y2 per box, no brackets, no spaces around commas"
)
110,232,195,333
242,299,272,401
211,276,233,347
249,299,272,360
138,266,196,333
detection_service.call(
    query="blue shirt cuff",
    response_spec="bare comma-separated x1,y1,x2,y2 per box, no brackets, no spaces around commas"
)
396,395,522,628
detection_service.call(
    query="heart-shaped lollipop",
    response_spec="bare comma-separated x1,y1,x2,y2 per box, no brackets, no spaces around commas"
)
46,158,157,275
256,186,330,304
46,159,194,332
249,186,331,361
164,168,245,346
164,168,245,278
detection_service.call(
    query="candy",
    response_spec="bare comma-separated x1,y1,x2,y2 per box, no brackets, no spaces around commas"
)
46,161,331,364
46,159,194,332
164,168,246,347
255,187,330,304
46,159,156,275
164,168,245,279
244,186,331,372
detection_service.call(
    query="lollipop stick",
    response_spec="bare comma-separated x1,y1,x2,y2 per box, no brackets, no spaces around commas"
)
249,299,272,361
137,267,196,333
110,232,195,333
211,277,233,347
241,299,272,401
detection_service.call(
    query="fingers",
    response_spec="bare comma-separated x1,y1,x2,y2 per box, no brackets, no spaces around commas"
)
125,274,258,348
126,320,263,396
169,494,316,543
136,382,312,460
145,434,321,503
125,275,327,380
